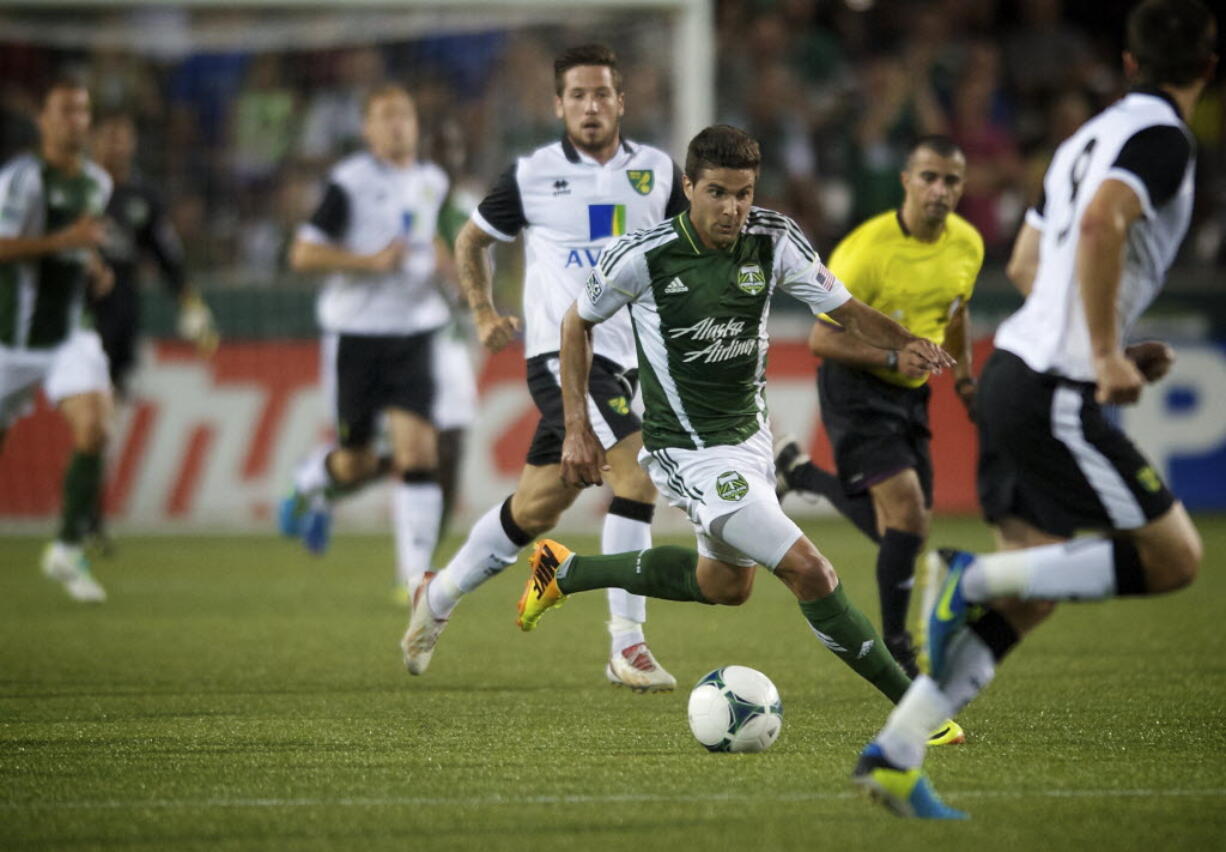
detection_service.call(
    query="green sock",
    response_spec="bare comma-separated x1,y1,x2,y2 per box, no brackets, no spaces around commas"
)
59,451,103,545
798,583,911,703
557,545,712,603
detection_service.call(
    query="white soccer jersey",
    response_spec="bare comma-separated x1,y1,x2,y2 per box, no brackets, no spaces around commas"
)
298,152,452,336
996,91,1195,381
470,136,686,367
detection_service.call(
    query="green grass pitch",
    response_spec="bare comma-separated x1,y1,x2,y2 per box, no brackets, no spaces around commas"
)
3,515,1224,850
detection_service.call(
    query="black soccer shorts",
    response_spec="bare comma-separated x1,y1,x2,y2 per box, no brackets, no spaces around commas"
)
975,348,1175,537
523,352,641,466
327,330,437,448
817,359,934,505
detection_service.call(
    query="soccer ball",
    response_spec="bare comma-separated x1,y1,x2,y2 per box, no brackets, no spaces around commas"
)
687,666,783,753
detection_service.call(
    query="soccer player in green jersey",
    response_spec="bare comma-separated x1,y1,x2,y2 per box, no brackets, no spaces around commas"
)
516,125,963,729
775,136,984,677
0,76,114,602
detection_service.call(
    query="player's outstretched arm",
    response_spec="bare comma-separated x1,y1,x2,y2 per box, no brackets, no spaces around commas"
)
0,215,106,263
1077,178,1146,404
558,303,607,489
455,219,519,352
289,235,405,275
807,317,915,376
827,297,955,376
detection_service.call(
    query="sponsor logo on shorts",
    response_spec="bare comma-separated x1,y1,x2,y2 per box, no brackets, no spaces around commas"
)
1137,465,1163,493
737,263,765,296
607,396,629,415
715,470,749,502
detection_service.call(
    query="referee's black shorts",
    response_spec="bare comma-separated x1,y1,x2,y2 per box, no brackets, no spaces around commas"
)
326,330,437,448
976,348,1175,537
817,359,933,504
524,352,641,466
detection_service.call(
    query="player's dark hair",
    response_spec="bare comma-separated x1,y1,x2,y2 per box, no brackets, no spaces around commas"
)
907,135,963,163
554,44,622,95
38,71,89,109
684,125,761,182
361,82,414,117
1127,0,1217,87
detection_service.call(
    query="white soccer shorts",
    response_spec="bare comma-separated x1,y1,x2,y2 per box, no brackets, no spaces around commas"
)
640,427,802,569
0,329,111,428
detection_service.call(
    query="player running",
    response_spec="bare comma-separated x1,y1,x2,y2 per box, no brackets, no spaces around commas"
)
0,76,113,601
516,124,962,745
401,44,686,690
775,136,983,675
853,0,1215,818
281,83,467,598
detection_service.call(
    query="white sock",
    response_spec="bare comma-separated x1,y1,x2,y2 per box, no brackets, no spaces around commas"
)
962,538,1116,603
608,615,645,656
293,445,334,496
602,509,651,654
874,675,954,770
935,629,997,714
392,481,443,588
427,500,524,619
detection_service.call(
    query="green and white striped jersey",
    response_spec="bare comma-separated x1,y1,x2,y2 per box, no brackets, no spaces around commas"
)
0,153,112,349
578,207,850,450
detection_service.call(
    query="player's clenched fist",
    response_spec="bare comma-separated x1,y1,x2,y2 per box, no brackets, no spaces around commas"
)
474,306,521,352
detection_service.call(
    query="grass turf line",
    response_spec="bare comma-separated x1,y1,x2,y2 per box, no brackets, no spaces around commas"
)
2,516,1224,850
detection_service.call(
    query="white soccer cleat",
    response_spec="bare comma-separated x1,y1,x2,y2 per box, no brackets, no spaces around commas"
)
41,542,107,603
400,571,447,675
606,642,676,693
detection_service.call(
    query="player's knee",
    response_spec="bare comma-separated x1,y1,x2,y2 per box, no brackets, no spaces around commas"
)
782,552,839,601
1144,532,1202,593
708,576,753,606
329,449,375,483
73,418,108,454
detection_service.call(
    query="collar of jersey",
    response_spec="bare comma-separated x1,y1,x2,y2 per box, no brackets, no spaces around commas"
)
675,211,740,255
1127,87,1184,122
561,134,636,166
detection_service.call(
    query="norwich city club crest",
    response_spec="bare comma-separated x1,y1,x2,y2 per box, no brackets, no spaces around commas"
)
607,396,630,415
737,264,766,296
626,170,654,195
716,471,749,502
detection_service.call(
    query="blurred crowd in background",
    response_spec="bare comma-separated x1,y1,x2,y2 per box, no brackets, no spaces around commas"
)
2,0,1224,290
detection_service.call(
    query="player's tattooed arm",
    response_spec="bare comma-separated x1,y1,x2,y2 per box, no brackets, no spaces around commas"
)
455,219,520,352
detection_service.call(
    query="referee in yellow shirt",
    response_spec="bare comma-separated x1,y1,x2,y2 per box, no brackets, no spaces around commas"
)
776,135,984,676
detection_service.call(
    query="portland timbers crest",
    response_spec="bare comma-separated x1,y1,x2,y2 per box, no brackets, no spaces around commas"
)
737,264,766,296
716,471,749,502
626,169,654,195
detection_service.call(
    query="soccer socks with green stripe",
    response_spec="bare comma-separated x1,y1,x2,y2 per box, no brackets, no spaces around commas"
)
556,545,712,603
798,584,912,703
58,451,103,545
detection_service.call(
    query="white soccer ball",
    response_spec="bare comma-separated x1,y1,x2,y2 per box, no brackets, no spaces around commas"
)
687,665,783,753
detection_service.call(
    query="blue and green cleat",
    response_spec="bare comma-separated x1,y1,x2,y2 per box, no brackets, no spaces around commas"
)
300,503,333,555
278,492,306,538
852,743,967,819
926,548,976,680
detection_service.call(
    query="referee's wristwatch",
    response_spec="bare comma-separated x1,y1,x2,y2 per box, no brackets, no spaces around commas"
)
884,349,899,370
